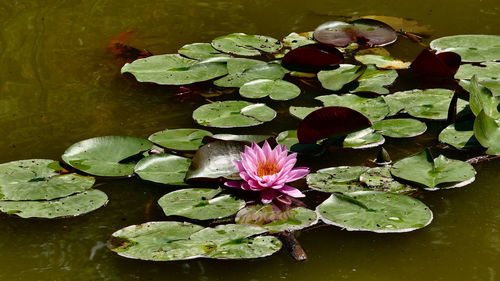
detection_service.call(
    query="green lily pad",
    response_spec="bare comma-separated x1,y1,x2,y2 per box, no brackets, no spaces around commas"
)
354,54,410,69
121,54,228,85
185,141,245,181
239,79,301,100
460,76,500,118
307,166,370,193
289,106,322,120
148,128,213,151
281,32,316,49
178,43,230,60
225,58,266,74
359,166,417,194
211,33,282,56
109,222,281,261
350,65,398,94
430,35,500,62
134,154,191,185
0,159,95,201
316,93,389,122
391,149,476,190
474,110,500,155
455,62,500,81
192,101,276,128
207,134,272,144
62,136,153,177
343,128,385,149
317,191,433,233
372,118,427,138
214,63,286,88
158,188,245,220
438,121,481,150
276,130,299,149
318,64,365,91
383,89,468,119
235,205,318,233
0,189,108,219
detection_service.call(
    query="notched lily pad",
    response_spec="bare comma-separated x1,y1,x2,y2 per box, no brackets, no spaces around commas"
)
62,136,153,177
430,35,500,62
343,128,385,149
316,93,389,122
109,222,282,261
439,121,480,150
236,205,318,233
372,118,427,138
211,33,282,56
205,134,272,144
239,79,301,100
134,154,191,185
214,63,286,88
317,191,433,233
318,64,366,91
307,166,370,193
178,43,230,60
148,128,213,152
192,101,276,128
391,149,476,190
0,159,95,201
0,189,108,219
360,166,417,194
455,62,500,81
158,188,245,220
350,65,398,94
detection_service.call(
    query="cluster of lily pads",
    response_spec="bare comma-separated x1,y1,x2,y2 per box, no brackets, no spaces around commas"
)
1,17,499,261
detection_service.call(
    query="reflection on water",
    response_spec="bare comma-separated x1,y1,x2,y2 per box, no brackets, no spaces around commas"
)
0,0,499,280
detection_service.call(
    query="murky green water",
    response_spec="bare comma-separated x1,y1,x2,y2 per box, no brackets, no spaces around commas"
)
0,0,499,280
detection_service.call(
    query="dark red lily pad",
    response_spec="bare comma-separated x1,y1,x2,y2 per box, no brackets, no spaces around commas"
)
281,44,344,73
410,49,461,77
313,19,397,47
297,106,372,143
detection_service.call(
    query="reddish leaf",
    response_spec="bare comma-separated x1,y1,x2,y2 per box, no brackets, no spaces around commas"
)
108,30,153,61
297,106,372,143
410,49,461,77
282,44,344,73
313,19,397,47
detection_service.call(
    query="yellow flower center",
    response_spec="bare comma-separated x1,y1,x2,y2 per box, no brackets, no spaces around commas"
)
257,160,279,177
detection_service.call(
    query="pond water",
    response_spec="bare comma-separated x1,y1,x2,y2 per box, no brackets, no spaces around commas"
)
0,0,499,280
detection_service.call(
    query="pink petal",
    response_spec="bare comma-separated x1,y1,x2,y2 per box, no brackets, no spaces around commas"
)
277,185,305,198
285,167,310,182
261,189,278,204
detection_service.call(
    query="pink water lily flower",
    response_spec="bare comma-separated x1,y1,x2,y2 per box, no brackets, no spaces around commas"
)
225,141,309,205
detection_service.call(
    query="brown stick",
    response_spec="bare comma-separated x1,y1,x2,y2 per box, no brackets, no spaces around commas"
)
277,231,307,261
466,154,500,165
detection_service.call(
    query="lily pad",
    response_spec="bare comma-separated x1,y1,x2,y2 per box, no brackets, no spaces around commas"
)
455,62,500,81
276,130,299,149
317,191,433,233
121,54,228,85
350,65,398,94
281,44,344,73
178,43,230,60
383,89,468,119
281,32,316,49
192,101,276,128
359,166,417,194
343,128,385,149
134,154,191,185
410,49,461,77
148,128,213,151
158,188,245,220
430,35,500,62
185,140,245,181
235,205,318,233
307,166,370,193
438,121,480,150
0,159,95,201
372,118,427,138
460,76,500,118
316,93,389,122
313,19,397,47
297,106,372,143
391,149,476,190
109,222,281,261
474,110,500,155
239,79,301,100
318,64,365,91
0,189,108,219
205,134,272,144
214,63,286,88
289,106,322,120
355,54,410,70
211,33,282,56
62,136,153,177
